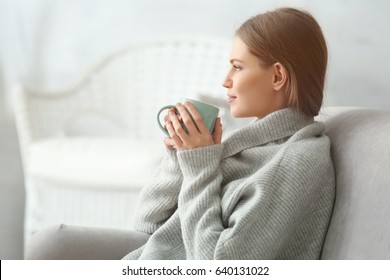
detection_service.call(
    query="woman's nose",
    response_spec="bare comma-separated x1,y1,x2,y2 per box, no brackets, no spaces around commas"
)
222,76,232,88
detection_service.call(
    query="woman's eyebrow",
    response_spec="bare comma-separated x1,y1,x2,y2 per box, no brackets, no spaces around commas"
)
230,58,245,64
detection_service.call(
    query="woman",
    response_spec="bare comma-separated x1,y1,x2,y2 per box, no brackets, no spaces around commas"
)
122,7,335,260
25,7,335,260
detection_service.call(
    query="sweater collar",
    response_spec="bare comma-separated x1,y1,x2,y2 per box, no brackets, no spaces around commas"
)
222,108,315,158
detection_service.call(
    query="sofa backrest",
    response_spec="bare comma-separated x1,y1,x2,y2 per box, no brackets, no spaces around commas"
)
318,107,390,259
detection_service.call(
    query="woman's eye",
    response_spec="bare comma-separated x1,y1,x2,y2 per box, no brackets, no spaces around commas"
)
232,65,242,71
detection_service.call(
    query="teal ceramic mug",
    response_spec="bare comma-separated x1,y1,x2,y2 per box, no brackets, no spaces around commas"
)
157,98,220,136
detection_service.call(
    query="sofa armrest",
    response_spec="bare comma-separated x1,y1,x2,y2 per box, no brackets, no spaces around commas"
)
24,224,150,260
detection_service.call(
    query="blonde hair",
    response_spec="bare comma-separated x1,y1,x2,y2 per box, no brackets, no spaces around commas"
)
236,7,328,116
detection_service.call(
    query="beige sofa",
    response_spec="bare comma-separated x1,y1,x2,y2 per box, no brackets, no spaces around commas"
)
319,107,390,259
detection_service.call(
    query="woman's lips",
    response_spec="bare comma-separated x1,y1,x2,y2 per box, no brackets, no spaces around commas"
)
227,95,237,103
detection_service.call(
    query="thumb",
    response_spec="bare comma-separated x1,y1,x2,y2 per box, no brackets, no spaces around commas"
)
212,117,222,144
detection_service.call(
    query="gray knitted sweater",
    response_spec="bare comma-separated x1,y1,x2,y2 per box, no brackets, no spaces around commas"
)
123,108,335,260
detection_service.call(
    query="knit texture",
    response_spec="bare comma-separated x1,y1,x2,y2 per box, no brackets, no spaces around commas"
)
122,108,335,259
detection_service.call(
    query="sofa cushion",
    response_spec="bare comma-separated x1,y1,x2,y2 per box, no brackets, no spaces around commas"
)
320,108,390,259
28,138,165,190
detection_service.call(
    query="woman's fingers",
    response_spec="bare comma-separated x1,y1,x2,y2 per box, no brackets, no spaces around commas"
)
164,109,181,128
176,103,199,133
165,103,206,136
163,137,175,150
182,102,209,134
164,103,219,150
167,110,186,149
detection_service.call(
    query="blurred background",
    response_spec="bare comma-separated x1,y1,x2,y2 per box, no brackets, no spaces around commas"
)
0,0,389,259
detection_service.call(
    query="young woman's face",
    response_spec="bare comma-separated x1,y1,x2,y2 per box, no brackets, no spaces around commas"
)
223,36,286,119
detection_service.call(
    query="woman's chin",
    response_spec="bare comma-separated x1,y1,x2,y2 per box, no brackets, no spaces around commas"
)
230,108,245,118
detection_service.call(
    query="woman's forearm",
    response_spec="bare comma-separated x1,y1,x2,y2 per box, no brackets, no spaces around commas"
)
133,149,183,233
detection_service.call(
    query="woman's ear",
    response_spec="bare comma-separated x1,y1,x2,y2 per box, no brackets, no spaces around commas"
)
272,62,288,91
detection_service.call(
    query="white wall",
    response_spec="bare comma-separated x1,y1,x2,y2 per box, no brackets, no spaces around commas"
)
1,0,390,113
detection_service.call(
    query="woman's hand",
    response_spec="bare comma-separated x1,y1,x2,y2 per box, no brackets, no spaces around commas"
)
163,111,179,150
164,102,222,150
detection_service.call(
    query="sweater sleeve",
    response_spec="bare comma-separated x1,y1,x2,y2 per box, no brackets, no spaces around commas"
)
176,144,225,259
176,140,335,259
132,149,183,234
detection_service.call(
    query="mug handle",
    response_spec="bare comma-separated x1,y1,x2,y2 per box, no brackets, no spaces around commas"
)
157,105,177,135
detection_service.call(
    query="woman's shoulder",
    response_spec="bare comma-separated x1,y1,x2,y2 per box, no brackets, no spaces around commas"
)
287,121,330,152
279,124,333,174
259,121,333,176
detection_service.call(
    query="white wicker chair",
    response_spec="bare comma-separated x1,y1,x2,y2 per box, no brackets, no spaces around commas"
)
13,37,234,243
